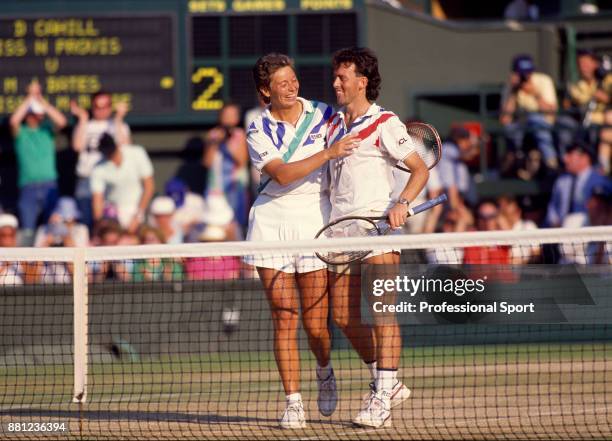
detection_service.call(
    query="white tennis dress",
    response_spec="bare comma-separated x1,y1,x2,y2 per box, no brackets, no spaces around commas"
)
245,98,333,273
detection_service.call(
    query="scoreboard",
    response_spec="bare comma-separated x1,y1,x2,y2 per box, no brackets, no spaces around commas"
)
0,0,362,125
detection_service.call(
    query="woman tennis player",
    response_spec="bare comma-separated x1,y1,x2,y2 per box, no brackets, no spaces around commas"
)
326,47,429,428
245,53,358,429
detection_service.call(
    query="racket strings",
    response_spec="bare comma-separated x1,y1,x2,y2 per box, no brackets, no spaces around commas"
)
406,124,441,169
316,218,380,264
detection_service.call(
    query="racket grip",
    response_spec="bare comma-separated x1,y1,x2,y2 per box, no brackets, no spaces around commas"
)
408,193,448,216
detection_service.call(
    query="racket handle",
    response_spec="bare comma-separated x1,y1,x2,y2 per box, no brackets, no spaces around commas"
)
408,193,448,216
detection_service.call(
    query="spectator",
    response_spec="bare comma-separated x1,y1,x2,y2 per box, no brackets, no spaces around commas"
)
560,182,612,263
90,134,154,233
204,102,250,234
437,126,477,213
132,225,183,282
164,177,206,238
497,195,541,263
599,108,612,175
185,224,241,281
9,81,67,240
500,54,559,170
185,189,241,280
71,92,131,229
545,143,607,227
33,197,89,248
148,195,183,244
0,214,24,285
559,49,612,157
463,201,511,265
89,219,123,282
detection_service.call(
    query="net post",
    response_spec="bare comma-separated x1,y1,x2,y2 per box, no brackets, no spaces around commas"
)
73,247,88,404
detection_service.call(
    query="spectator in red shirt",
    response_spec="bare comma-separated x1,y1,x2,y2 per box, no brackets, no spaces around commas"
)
463,201,511,265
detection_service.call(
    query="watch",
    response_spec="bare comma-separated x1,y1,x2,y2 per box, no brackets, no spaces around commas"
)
397,198,410,206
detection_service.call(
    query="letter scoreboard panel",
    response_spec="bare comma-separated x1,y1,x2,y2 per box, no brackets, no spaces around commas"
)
0,0,362,124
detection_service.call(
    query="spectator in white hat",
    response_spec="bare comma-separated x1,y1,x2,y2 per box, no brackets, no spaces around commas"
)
149,195,183,244
0,214,24,285
185,194,241,281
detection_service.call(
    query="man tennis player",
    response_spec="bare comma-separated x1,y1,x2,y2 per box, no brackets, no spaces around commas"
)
326,47,429,428
245,53,358,429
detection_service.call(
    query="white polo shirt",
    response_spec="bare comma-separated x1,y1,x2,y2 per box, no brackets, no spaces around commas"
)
326,103,416,218
90,144,153,225
247,97,333,197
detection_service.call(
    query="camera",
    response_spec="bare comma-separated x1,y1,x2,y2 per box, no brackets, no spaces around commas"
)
48,222,69,245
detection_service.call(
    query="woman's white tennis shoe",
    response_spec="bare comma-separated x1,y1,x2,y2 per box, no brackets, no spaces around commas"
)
280,400,307,429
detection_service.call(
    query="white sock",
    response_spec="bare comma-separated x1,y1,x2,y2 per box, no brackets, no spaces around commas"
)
286,392,302,403
316,362,332,380
366,361,377,380
376,369,397,392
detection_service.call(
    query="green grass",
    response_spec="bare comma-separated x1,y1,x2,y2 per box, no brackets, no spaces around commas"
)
1,343,609,405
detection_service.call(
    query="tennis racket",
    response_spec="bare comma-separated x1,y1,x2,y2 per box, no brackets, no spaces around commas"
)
395,122,442,172
314,194,448,265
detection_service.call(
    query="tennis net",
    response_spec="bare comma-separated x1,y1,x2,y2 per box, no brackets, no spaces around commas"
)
0,226,611,440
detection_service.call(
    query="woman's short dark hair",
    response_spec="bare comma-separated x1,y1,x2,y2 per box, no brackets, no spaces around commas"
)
332,47,381,101
252,53,295,104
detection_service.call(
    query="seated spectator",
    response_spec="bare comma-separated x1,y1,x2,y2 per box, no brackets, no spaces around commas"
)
9,81,67,242
90,134,154,233
0,214,24,285
437,126,477,212
185,193,241,280
204,102,250,234
500,54,558,170
34,197,89,248
463,201,511,265
545,143,607,227
164,178,206,238
132,226,183,282
148,196,183,244
599,108,612,175
89,219,123,282
426,209,473,264
27,197,88,284
71,92,131,229
185,224,241,281
560,182,611,263
497,195,541,263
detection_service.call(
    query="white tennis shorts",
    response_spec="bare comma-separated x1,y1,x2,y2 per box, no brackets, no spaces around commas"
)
327,209,402,274
245,192,330,273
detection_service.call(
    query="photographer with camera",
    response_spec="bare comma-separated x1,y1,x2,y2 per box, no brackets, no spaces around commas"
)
559,49,612,170
33,197,89,248
500,54,558,170
30,197,89,284
203,102,250,236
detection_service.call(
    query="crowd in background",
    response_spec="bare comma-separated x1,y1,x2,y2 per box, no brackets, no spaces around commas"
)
0,49,610,284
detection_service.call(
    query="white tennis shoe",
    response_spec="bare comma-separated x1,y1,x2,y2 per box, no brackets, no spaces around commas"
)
317,370,338,416
360,380,411,410
280,399,307,429
353,389,392,428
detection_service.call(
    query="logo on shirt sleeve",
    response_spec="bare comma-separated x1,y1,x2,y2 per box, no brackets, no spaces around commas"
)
258,151,268,159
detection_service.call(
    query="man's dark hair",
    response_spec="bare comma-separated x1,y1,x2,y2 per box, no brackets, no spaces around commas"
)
98,133,118,158
252,53,294,104
332,47,381,101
